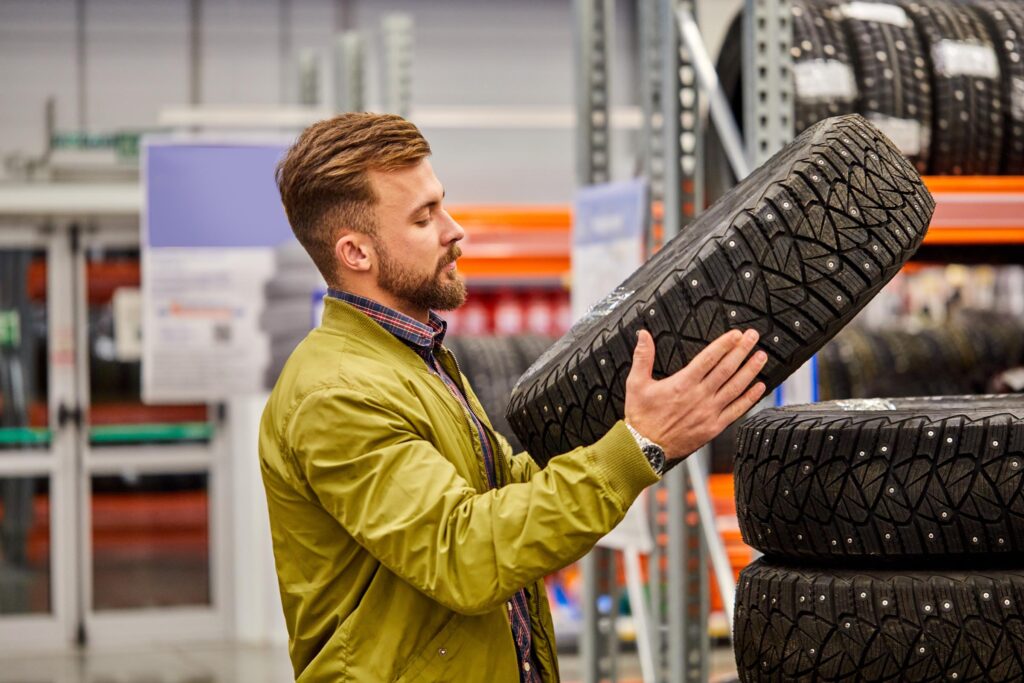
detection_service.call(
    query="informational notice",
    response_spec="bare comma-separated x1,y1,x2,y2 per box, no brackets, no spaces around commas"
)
142,140,297,403
572,179,653,553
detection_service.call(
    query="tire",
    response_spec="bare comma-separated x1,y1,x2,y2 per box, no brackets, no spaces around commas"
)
792,0,859,135
736,394,1024,560
900,0,1003,175
507,114,934,467
735,558,1024,683
836,0,933,173
970,0,1024,174
453,336,524,449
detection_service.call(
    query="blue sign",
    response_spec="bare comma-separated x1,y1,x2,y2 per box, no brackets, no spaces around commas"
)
572,178,647,248
145,141,295,248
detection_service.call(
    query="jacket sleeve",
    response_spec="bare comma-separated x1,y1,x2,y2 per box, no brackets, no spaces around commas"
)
491,431,540,484
286,385,659,616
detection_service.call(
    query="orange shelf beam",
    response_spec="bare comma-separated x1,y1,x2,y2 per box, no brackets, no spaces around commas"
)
922,176,1024,246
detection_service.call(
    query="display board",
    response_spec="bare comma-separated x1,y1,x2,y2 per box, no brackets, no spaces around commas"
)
142,139,307,403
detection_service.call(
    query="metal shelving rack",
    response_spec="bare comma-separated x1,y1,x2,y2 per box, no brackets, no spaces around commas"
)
573,1,793,681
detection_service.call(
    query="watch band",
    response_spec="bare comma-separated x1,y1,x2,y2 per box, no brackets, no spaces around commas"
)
625,422,667,476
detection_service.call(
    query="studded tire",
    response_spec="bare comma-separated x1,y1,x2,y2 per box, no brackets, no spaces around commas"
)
735,558,1024,683
971,0,1024,174
736,395,1024,560
837,1,934,173
792,0,859,134
900,0,1003,175
506,114,934,468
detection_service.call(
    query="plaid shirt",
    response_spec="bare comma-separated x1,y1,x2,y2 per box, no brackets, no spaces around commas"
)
328,290,540,683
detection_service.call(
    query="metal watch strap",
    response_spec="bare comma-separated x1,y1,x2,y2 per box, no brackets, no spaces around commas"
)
625,422,666,476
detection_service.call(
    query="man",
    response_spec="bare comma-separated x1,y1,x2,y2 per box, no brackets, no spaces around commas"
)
261,112,767,682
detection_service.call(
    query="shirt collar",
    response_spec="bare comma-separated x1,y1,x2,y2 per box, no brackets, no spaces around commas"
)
327,289,447,351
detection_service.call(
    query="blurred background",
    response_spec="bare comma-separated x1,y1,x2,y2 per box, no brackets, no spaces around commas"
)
2,1,1024,682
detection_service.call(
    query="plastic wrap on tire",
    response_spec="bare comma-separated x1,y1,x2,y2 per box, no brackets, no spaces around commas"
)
735,558,1024,682
506,114,934,468
792,0,859,134
836,0,933,172
901,0,1003,174
736,394,1024,560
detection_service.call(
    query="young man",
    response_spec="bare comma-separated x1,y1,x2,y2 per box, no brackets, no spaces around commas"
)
261,113,767,682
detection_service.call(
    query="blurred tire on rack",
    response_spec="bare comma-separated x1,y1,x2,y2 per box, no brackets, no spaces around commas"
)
836,0,933,172
971,0,1024,174
446,334,554,453
735,558,1024,682
792,0,859,134
507,115,934,468
900,0,1003,174
736,395,1024,560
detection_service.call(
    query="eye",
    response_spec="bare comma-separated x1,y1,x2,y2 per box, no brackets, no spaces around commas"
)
415,218,430,227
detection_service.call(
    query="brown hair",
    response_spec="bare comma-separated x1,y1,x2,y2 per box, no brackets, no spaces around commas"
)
276,113,431,284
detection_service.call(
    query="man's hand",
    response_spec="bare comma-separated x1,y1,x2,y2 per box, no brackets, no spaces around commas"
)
624,328,767,460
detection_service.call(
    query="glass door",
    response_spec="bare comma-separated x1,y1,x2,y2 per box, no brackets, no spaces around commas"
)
78,227,228,645
0,227,77,650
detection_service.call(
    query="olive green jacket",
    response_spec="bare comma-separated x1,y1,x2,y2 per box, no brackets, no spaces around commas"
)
259,298,659,682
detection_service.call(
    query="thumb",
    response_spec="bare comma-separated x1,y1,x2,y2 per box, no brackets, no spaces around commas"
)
627,329,656,387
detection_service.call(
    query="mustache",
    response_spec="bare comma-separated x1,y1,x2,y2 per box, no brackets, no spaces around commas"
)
438,246,462,270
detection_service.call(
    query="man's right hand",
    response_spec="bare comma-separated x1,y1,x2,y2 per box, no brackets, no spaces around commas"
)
624,328,767,461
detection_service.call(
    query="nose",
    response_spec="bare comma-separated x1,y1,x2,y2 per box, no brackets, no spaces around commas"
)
440,209,465,245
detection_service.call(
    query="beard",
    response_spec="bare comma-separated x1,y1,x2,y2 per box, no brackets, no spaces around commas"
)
375,241,467,312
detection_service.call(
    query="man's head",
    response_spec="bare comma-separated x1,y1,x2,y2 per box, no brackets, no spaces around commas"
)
276,113,467,321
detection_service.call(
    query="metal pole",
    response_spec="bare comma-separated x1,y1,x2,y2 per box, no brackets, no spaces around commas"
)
743,0,794,166
297,49,320,107
381,14,414,118
574,0,614,187
685,450,735,628
574,0,616,680
189,0,202,106
675,6,751,180
333,32,365,113
660,2,707,681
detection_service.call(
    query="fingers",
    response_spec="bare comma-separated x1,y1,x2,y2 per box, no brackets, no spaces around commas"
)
715,348,767,403
682,329,744,381
701,329,761,392
626,330,656,392
719,381,767,426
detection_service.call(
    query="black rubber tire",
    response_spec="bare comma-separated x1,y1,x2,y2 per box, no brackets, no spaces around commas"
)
736,394,1024,560
900,0,1003,175
735,558,1024,683
792,0,859,134
507,114,934,467
451,335,525,449
837,0,934,173
970,0,1024,174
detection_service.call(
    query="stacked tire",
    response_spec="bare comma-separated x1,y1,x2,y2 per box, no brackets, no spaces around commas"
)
711,0,1024,182
733,395,1024,682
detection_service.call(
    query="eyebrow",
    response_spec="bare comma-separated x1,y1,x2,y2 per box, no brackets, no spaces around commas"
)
408,188,445,220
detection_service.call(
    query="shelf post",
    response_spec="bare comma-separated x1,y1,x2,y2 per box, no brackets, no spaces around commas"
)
574,0,619,681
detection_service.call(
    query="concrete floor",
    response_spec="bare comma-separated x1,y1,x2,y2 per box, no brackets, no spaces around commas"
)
0,643,740,682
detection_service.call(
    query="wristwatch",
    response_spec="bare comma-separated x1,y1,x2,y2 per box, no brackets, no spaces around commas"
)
625,422,667,476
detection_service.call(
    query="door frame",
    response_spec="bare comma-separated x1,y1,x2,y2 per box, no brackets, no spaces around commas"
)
0,224,78,652
76,224,230,646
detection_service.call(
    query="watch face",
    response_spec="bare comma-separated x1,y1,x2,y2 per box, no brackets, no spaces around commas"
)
643,444,665,473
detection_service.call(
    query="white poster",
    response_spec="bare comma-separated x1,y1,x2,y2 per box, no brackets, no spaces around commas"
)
142,248,275,403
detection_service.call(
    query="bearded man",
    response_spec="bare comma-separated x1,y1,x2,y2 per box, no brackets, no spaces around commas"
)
260,113,767,682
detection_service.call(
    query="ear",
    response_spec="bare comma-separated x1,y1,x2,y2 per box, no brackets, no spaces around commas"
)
335,232,374,274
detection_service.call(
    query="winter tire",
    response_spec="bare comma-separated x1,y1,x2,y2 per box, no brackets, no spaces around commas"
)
507,114,934,467
736,394,1024,559
735,558,1024,682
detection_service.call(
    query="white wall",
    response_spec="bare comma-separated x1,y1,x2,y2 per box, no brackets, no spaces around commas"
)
0,0,743,204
